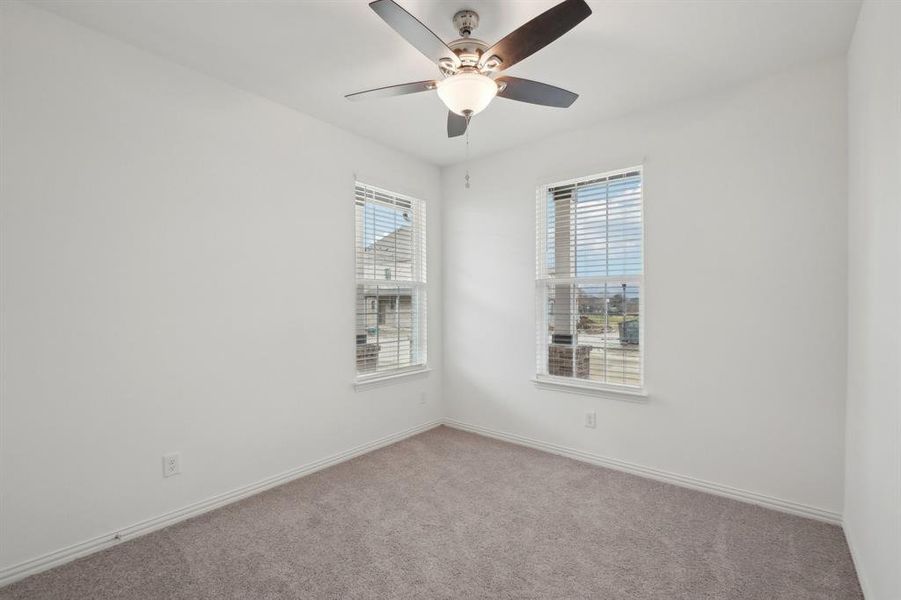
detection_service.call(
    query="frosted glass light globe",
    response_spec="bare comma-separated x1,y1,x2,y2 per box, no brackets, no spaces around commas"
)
437,72,498,116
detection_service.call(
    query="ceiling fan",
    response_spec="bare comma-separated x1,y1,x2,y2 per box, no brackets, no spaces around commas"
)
346,0,592,138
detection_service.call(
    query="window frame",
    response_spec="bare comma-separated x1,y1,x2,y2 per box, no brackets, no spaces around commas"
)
353,181,429,387
534,166,647,398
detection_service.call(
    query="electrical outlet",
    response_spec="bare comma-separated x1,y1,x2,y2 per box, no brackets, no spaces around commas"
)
585,411,597,429
162,453,180,477
419,392,427,405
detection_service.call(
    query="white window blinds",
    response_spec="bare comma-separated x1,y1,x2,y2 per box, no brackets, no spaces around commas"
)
536,167,643,389
355,182,427,379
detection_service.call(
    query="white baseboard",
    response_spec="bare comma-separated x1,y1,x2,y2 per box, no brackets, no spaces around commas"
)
0,419,442,588
842,519,872,599
443,418,842,525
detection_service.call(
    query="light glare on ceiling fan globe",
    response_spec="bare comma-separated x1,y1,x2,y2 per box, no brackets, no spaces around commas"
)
437,73,498,117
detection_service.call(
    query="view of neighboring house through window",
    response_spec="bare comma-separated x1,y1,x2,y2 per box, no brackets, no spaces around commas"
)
535,167,643,389
355,182,427,379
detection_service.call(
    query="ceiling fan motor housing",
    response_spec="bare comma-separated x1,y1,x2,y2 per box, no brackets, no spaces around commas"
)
441,36,490,76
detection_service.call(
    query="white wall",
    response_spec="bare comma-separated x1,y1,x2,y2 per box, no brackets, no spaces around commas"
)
0,1,443,574
845,1,901,597
442,59,848,516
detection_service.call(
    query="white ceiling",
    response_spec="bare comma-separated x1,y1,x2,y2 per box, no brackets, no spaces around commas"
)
31,0,861,166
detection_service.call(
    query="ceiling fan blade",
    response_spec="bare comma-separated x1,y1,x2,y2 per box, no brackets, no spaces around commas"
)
447,111,468,138
478,0,591,72
345,80,437,101
369,0,461,68
496,76,578,108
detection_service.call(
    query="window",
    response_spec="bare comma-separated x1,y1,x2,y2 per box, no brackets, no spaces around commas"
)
355,182,427,380
535,167,643,391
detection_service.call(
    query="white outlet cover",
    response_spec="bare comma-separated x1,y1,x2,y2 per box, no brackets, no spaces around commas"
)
162,453,180,477
585,411,597,428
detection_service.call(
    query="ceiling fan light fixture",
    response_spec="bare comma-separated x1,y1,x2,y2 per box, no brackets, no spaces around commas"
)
437,72,498,117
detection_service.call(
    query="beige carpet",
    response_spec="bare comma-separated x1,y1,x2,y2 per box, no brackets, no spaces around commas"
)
1,426,862,599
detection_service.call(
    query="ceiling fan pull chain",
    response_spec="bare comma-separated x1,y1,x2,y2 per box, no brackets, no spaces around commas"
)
465,125,471,189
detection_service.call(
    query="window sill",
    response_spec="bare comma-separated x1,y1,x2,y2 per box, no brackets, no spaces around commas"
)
355,367,431,391
532,376,648,402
